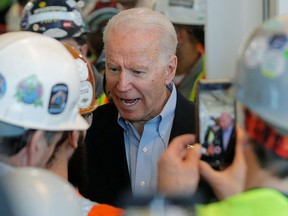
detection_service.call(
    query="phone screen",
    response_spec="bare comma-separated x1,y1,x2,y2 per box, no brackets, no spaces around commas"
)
196,80,236,167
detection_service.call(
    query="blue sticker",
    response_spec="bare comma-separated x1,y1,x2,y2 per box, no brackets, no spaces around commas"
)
48,83,68,114
269,34,287,50
0,73,6,98
15,75,43,106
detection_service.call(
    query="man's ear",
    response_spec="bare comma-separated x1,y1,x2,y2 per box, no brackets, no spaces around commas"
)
176,27,187,46
165,55,177,85
68,131,78,149
26,131,45,166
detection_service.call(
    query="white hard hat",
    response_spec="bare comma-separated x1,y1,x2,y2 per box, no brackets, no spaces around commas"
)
154,0,206,25
235,15,288,132
0,31,89,133
63,43,97,115
0,168,82,216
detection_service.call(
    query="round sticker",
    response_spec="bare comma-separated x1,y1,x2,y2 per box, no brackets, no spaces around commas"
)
44,28,68,38
79,81,93,109
269,34,287,50
244,36,267,69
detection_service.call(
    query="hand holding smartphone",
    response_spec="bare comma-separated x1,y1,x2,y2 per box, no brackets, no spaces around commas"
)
195,79,236,168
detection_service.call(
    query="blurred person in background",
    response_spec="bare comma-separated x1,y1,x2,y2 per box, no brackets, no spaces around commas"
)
157,14,288,216
20,0,104,100
5,0,28,32
46,43,123,216
154,0,206,101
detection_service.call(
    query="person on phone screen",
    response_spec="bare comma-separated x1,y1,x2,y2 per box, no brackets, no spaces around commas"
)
209,112,235,162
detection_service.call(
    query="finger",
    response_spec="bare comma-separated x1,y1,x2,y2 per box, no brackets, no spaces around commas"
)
168,134,196,155
199,160,218,183
231,126,246,167
185,143,202,163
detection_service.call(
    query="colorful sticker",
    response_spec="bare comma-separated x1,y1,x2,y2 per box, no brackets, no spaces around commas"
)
15,75,43,107
261,50,285,79
79,81,93,109
75,58,88,81
269,34,287,50
0,73,6,99
63,20,72,29
48,84,68,114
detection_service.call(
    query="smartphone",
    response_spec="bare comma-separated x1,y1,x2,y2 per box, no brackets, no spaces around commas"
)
195,79,236,167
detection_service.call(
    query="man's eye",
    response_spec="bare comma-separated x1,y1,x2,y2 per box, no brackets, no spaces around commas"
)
109,67,119,73
133,70,143,75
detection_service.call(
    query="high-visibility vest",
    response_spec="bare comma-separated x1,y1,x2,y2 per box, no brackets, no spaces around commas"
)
196,188,288,216
97,92,109,106
88,204,124,216
79,193,124,216
189,55,206,102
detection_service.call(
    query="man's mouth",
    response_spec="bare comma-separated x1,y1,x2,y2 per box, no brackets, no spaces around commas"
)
121,98,140,106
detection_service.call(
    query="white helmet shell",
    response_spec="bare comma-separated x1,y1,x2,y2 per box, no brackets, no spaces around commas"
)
0,168,82,216
236,15,288,131
154,0,206,25
0,32,89,131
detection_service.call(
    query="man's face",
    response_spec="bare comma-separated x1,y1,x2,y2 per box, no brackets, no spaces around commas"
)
105,29,176,122
219,113,232,130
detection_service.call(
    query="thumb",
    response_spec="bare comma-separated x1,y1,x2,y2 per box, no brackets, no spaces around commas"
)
186,144,202,163
199,160,218,183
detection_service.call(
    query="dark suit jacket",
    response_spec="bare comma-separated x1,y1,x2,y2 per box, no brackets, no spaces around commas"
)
80,91,202,206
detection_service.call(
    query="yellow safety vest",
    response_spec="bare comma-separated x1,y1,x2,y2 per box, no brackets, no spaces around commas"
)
196,188,288,216
189,55,206,102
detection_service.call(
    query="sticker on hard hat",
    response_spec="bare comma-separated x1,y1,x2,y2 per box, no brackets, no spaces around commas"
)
244,36,267,69
15,75,43,107
48,84,68,114
261,50,285,79
269,34,287,50
75,58,88,81
72,10,84,26
0,73,6,99
44,28,68,38
79,81,93,109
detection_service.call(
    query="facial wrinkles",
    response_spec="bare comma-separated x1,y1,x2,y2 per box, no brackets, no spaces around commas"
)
106,28,170,122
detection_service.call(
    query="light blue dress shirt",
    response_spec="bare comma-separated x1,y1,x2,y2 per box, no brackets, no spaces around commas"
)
118,83,177,196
